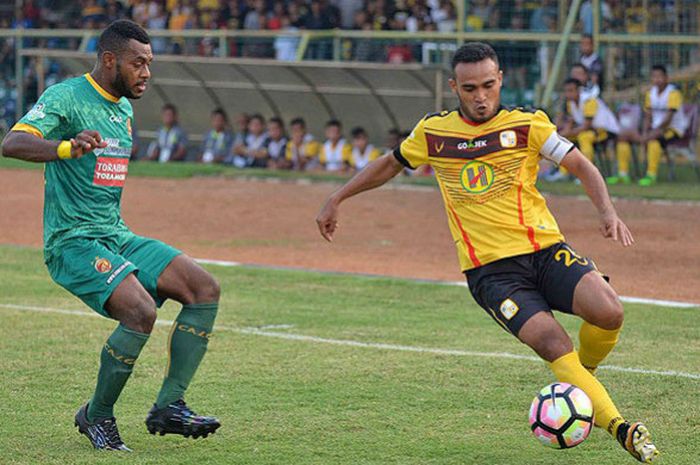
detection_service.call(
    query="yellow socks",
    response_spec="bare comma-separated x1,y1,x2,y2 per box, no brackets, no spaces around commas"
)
549,351,625,436
646,140,662,177
578,322,621,374
616,141,632,176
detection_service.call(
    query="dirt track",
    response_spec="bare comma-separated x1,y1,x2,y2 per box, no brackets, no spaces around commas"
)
1,168,698,303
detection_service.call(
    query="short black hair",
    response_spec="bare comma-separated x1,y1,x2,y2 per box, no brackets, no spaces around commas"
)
97,20,150,57
651,64,668,75
249,113,265,124
451,42,499,70
571,62,588,73
290,117,306,128
326,119,342,128
211,107,228,120
162,103,177,113
564,78,582,87
269,116,284,127
351,126,367,138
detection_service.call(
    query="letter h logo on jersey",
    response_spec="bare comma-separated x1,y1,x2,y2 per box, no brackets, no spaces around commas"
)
460,160,495,194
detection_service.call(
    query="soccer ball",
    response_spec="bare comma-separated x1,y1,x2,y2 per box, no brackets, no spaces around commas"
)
528,382,594,449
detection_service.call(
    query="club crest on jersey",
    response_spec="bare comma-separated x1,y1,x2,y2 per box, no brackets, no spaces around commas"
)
26,103,46,121
499,130,517,148
499,298,519,320
93,257,113,274
460,160,495,194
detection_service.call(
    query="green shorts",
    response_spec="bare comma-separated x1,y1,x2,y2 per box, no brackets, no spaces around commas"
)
46,232,181,318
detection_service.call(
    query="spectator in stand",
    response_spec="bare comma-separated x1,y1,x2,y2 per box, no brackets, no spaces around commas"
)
267,1,286,30
147,2,169,54
283,117,320,170
148,104,189,163
22,0,41,27
405,2,432,33
274,16,300,61
384,127,401,152
82,0,106,24
232,112,250,150
348,126,380,171
466,0,491,31
570,63,600,100
266,117,288,169
199,107,234,164
579,34,604,91
318,119,351,172
432,0,456,33
530,0,557,32
231,113,270,167
105,0,127,23
169,0,198,54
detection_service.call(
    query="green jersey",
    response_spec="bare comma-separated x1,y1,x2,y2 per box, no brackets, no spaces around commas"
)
15,73,134,259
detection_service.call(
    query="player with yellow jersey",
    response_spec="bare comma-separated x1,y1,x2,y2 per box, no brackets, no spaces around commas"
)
559,78,634,185
639,65,688,186
316,43,658,463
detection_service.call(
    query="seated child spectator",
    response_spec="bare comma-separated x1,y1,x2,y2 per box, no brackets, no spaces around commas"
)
318,119,351,172
147,103,188,162
283,117,320,170
199,107,233,164
349,126,381,171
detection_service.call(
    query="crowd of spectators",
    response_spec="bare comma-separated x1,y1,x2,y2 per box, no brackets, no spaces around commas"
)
144,104,406,174
2,1,697,130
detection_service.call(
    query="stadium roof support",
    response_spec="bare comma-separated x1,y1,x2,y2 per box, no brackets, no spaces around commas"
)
18,49,454,143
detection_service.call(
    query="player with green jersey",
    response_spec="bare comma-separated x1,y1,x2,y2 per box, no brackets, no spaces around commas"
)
2,21,222,451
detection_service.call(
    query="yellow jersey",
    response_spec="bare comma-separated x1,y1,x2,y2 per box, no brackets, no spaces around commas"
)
395,107,573,271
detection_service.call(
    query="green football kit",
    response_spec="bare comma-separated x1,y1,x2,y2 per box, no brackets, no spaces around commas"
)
13,73,180,316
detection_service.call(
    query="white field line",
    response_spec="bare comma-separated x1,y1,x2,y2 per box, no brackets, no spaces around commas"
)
2,303,699,381
194,258,700,309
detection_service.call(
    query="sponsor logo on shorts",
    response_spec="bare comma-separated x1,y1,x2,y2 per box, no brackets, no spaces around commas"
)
93,257,112,274
106,261,133,285
499,298,519,320
499,130,517,148
460,160,495,194
93,157,129,187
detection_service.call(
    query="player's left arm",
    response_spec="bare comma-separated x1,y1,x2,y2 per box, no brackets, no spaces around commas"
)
560,149,634,246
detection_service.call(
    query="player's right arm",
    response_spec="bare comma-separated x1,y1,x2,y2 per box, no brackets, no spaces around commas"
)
316,152,405,242
1,84,106,162
316,117,429,242
2,130,106,162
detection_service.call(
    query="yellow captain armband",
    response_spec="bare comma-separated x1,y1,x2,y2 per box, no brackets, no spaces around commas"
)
57,140,72,160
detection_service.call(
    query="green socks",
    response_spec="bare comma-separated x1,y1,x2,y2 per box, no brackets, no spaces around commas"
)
155,303,218,408
87,324,150,421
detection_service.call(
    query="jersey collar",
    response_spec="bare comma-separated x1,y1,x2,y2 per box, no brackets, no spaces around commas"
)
84,73,121,103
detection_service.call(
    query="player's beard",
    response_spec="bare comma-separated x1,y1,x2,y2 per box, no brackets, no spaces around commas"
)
459,98,499,124
113,62,140,100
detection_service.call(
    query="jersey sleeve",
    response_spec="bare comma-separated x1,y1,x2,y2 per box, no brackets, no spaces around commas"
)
369,147,381,162
583,99,598,119
13,83,73,140
668,89,682,110
529,109,574,165
318,144,327,163
644,91,651,111
393,117,428,169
